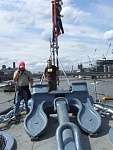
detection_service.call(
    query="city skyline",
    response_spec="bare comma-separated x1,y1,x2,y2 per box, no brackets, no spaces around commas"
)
0,0,113,72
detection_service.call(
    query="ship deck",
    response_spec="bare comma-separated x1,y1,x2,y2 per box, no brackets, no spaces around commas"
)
0,77,113,150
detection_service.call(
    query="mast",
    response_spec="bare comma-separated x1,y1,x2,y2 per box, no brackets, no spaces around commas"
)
51,0,64,67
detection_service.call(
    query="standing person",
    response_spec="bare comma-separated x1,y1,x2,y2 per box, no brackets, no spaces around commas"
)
12,61,33,121
44,59,60,92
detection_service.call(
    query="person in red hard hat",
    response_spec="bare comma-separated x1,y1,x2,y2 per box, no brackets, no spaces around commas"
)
12,61,33,121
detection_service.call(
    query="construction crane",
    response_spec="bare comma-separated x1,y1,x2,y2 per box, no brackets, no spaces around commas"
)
87,55,94,69
102,43,111,60
87,48,97,70
92,48,97,64
102,54,106,60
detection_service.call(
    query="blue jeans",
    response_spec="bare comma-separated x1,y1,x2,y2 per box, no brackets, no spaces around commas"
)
14,89,29,117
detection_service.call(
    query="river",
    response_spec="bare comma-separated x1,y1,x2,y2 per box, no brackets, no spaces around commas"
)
0,77,113,111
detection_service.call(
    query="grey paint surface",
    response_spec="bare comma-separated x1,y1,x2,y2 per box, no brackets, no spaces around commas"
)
0,77,113,150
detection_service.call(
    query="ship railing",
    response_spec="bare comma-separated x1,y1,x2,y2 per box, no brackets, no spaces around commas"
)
94,102,113,116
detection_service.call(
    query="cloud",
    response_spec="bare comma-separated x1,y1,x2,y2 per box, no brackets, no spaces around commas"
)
103,30,113,41
90,3,113,27
62,6,91,24
41,31,52,41
0,0,113,73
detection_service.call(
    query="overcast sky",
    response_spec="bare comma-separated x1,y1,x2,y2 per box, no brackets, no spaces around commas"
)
0,0,113,73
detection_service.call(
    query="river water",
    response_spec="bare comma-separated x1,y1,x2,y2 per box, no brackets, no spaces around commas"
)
0,77,113,111
58,77,113,100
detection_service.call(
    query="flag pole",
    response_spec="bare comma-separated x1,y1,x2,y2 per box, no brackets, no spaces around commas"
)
51,0,59,68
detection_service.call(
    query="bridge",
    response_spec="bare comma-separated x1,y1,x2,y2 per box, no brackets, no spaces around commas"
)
65,71,113,78
32,71,113,79
0,71,113,82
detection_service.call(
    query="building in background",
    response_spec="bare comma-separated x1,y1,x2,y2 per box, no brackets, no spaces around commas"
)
1,62,17,75
95,60,113,72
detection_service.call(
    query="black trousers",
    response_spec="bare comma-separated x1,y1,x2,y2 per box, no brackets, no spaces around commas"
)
48,80,57,92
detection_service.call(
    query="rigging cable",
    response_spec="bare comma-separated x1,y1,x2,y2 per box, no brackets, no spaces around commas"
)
40,48,71,88
55,50,72,88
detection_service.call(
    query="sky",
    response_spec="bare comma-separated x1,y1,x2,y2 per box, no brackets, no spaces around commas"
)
0,0,113,73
